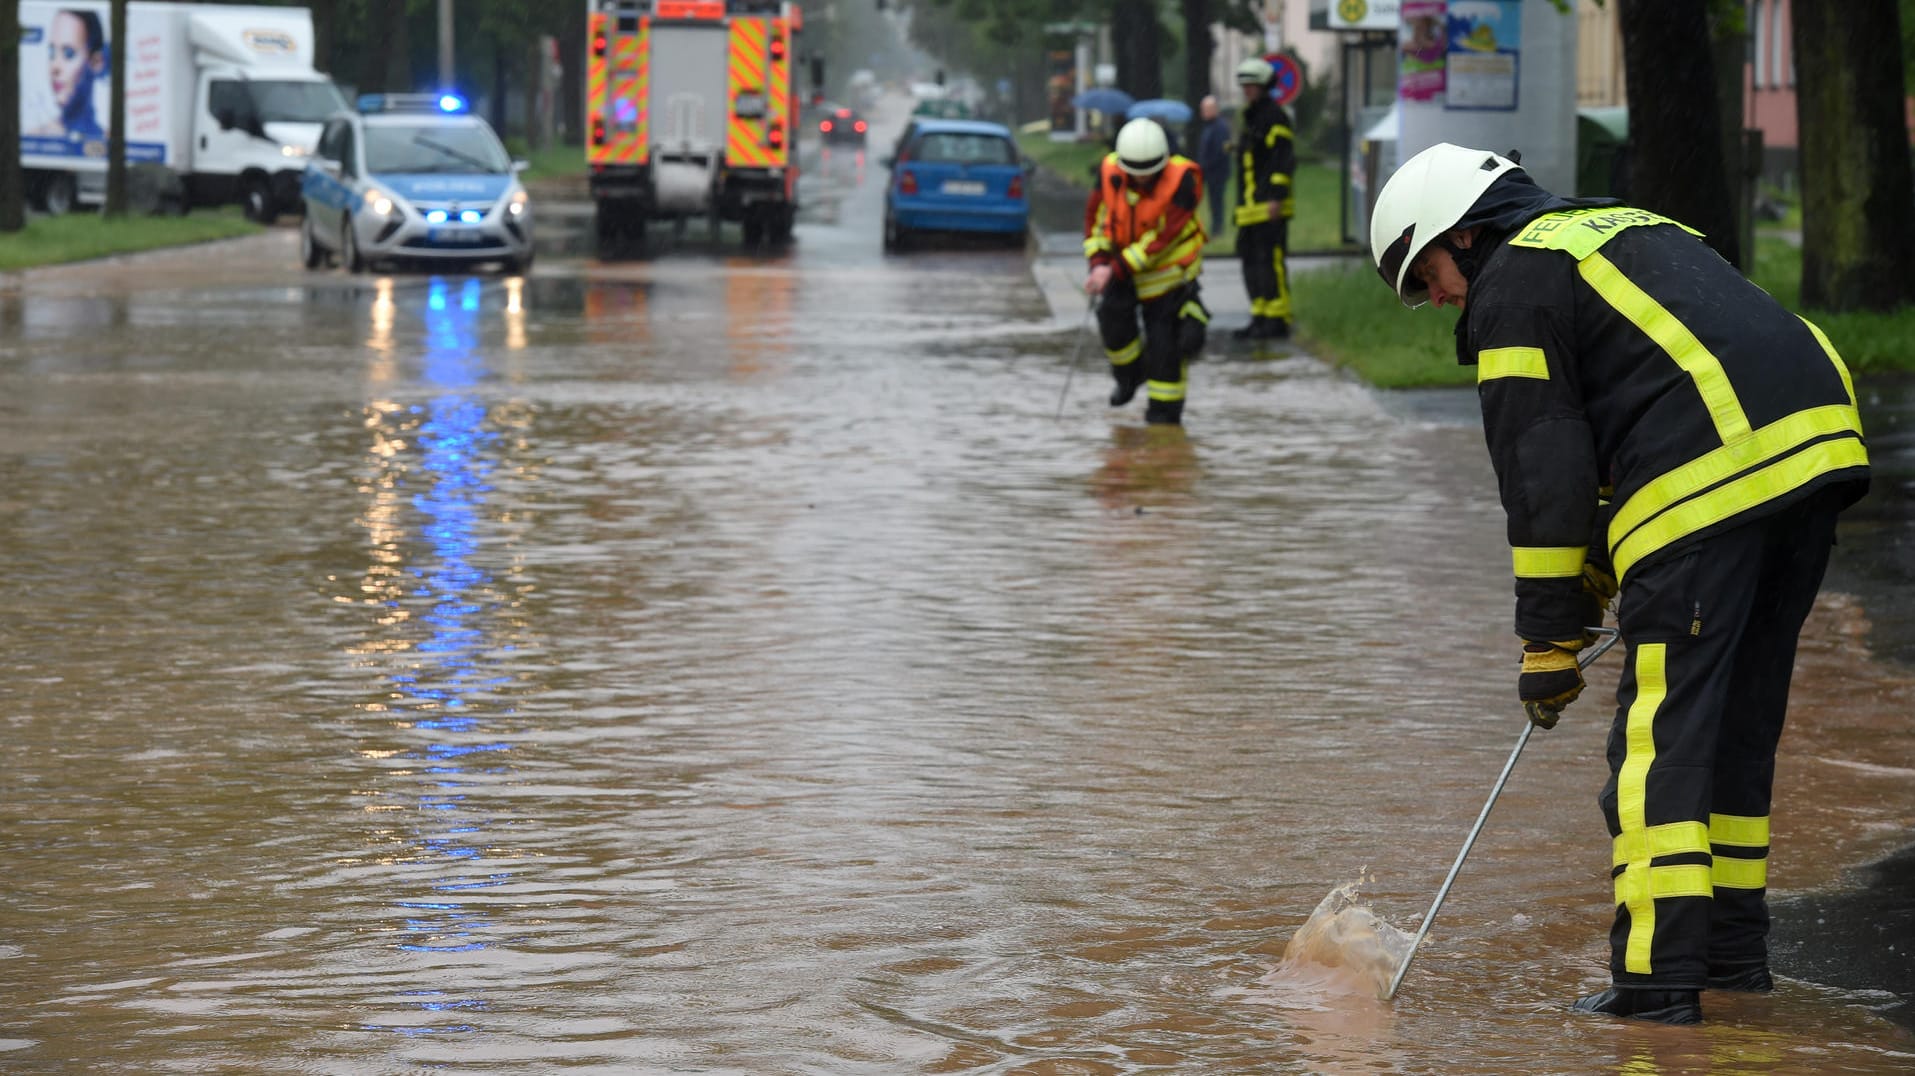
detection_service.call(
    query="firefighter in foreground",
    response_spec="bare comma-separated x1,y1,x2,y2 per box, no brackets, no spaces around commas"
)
1083,118,1209,426
1370,144,1869,1025
1232,57,1296,340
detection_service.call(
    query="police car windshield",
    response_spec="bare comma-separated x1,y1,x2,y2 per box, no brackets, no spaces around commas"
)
364,122,510,174
251,80,349,124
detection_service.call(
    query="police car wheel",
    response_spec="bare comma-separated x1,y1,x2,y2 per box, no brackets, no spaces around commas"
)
299,215,325,270
342,216,365,274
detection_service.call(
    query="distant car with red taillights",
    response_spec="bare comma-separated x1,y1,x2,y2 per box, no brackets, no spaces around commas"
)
818,106,868,147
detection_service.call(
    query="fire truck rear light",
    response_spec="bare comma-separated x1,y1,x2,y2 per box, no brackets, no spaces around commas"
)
592,34,606,57
854,121,867,133
771,38,786,61
820,120,832,132
768,122,785,148
591,118,606,145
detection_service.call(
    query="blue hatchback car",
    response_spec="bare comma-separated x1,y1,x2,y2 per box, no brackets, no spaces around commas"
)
882,119,1030,251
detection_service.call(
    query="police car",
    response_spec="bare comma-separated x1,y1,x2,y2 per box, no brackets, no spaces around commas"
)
299,94,534,273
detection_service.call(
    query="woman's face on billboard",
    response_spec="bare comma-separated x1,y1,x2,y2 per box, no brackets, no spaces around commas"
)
49,12,95,108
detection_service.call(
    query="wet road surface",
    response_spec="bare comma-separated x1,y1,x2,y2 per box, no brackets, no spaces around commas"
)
2,99,1913,1072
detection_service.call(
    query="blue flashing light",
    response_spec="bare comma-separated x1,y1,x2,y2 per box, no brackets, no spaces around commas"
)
458,210,482,224
439,94,466,113
426,210,449,224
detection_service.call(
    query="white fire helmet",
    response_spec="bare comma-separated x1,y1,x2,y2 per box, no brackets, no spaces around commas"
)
1236,57,1273,86
1114,118,1169,177
1370,143,1523,307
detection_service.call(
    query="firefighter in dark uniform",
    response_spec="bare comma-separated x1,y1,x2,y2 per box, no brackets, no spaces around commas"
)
1370,144,1870,1025
1232,57,1296,340
1083,117,1209,426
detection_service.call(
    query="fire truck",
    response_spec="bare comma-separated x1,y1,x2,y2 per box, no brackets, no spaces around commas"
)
586,0,803,251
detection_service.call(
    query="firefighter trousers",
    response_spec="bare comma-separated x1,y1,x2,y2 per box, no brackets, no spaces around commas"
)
1599,486,1847,989
1237,219,1291,323
1099,276,1204,424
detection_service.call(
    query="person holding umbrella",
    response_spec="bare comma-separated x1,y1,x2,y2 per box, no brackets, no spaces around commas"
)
1232,57,1296,340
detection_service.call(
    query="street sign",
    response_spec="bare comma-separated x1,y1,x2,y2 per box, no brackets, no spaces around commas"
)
1265,53,1303,107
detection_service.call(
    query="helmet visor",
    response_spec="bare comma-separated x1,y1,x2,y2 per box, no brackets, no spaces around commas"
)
1376,225,1415,297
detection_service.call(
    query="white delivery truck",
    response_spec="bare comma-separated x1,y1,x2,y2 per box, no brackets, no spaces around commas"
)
16,2,346,221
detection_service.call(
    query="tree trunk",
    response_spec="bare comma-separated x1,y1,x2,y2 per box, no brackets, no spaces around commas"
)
492,41,509,136
367,0,412,92
1182,0,1212,154
310,0,336,75
105,0,127,217
1110,0,1162,101
1,0,24,232
1616,0,1737,267
560,2,585,146
1792,0,1915,311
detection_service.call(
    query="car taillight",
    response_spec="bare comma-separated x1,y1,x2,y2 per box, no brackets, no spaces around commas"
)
1009,174,1024,199
854,121,867,133
820,120,833,132
899,171,917,194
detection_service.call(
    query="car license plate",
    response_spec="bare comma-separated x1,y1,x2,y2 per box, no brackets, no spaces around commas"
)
941,180,986,196
432,227,479,243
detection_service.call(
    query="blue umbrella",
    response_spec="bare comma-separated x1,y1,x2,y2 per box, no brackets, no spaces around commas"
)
1126,97,1192,125
1071,87,1135,115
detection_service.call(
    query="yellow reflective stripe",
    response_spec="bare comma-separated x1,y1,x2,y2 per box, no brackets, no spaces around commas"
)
1618,642,1665,975
1798,315,1857,408
1579,252,1751,443
1146,378,1186,402
1106,339,1142,366
1712,855,1768,890
1710,813,1770,848
1234,203,1272,225
1612,820,1711,869
1511,546,1585,579
1613,436,1869,580
1084,236,1113,256
1478,346,1549,382
1264,124,1293,146
1180,299,1209,324
1615,863,1714,906
1608,404,1864,560
1122,244,1149,273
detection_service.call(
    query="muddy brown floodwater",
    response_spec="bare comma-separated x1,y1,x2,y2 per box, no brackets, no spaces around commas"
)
2,103,1912,1074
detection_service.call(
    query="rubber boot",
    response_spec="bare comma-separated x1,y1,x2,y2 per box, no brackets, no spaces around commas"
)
1144,399,1183,425
1257,318,1292,340
1570,987,1703,1025
1230,320,1261,340
1706,962,1774,993
1109,369,1141,407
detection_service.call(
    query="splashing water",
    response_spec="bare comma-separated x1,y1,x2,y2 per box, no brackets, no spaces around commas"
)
1263,879,1417,1001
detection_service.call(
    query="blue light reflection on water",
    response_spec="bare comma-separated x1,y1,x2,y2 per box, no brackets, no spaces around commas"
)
367,276,516,1030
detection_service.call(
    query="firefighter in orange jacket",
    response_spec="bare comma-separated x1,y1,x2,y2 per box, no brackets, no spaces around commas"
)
1083,118,1209,425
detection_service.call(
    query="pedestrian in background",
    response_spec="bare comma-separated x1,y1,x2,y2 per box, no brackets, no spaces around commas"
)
1231,58,1296,340
1083,118,1210,426
1196,94,1231,235
1370,143,1871,1026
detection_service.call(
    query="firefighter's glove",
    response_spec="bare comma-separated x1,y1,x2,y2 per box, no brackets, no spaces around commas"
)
1519,641,1586,730
1583,559,1619,614
1085,263,1114,296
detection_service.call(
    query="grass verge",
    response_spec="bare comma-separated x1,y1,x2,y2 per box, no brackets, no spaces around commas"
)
1291,234,1915,389
0,208,261,272
505,140,586,183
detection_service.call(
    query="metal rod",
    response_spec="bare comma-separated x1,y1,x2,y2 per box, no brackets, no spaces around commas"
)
1052,295,1098,421
1386,629,1623,1000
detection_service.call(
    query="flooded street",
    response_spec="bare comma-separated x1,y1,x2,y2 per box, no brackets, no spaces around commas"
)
3,102,1912,1073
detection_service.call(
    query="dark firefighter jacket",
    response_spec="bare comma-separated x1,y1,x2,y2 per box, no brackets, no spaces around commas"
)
1461,205,1870,643
1234,95,1295,227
